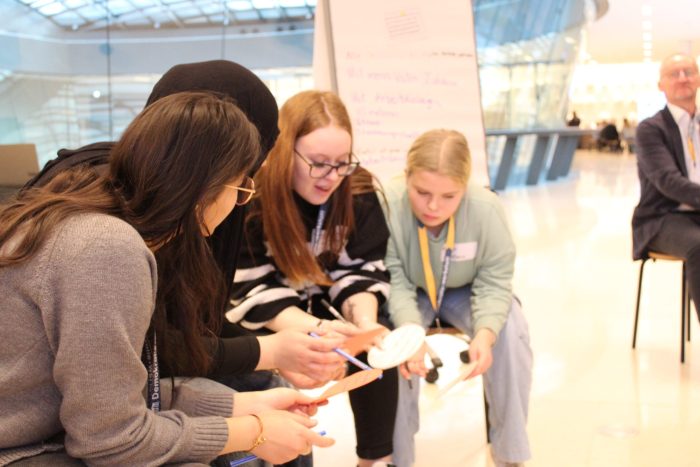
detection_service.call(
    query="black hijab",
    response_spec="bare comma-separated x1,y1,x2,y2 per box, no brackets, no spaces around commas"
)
146,60,279,171
146,60,279,300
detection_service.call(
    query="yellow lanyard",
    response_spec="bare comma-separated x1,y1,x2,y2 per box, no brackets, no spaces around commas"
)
418,216,455,311
689,132,696,165
688,116,698,165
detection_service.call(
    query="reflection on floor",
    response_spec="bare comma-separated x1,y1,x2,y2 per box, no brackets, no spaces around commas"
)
310,151,700,466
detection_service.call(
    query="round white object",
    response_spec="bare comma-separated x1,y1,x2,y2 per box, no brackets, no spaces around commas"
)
368,323,426,369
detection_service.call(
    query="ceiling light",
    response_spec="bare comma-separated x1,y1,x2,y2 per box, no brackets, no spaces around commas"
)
641,20,652,30
39,3,66,15
642,32,652,42
251,0,277,8
641,5,652,16
92,90,101,99
642,42,652,50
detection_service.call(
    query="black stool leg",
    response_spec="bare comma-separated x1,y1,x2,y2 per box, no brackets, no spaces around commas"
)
633,259,647,349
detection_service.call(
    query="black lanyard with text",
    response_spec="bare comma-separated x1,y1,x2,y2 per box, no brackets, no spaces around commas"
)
143,330,160,412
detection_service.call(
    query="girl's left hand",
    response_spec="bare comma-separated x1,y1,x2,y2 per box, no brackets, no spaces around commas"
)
465,328,496,378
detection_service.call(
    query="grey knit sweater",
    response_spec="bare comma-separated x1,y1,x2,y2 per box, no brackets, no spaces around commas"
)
0,213,231,466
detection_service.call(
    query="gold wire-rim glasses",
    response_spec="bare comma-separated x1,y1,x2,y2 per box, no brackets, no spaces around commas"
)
224,176,256,206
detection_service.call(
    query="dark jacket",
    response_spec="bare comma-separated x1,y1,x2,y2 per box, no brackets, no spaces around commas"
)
632,106,700,259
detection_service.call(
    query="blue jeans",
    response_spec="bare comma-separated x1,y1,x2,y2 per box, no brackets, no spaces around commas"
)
392,286,532,466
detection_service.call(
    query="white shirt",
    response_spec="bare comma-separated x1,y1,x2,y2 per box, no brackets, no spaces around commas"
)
667,102,700,209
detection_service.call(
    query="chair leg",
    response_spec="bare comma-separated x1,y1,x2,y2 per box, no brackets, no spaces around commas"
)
633,259,646,349
682,263,687,363
686,272,692,342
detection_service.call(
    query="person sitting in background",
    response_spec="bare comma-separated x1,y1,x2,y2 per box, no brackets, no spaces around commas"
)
597,121,623,152
0,92,333,466
622,118,637,153
383,129,532,467
228,90,399,467
632,53,700,324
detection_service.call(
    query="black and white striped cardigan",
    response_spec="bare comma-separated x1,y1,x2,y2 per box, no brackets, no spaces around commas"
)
227,191,390,329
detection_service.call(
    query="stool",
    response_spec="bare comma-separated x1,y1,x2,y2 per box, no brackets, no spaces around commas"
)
633,252,692,362
424,325,490,442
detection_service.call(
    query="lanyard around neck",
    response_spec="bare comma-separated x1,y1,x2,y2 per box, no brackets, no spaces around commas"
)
311,202,329,254
143,330,160,412
688,118,697,166
418,216,455,312
306,202,329,313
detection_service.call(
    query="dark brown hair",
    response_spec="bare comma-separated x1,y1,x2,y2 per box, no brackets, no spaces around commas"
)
0,91,260,374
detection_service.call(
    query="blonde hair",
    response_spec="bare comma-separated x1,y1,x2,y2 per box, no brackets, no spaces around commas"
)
406,129,471,185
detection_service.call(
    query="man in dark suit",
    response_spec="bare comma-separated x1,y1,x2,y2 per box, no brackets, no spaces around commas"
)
632,53,700,321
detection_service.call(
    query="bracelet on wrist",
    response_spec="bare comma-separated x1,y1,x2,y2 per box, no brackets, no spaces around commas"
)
247,414,266,452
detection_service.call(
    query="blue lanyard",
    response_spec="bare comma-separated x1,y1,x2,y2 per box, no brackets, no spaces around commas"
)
143,330,160,412
435,248,453,313
311,202,328,253
306,202,329,313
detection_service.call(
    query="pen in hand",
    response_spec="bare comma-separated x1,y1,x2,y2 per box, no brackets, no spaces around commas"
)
320,299,349,323
309,331,382,379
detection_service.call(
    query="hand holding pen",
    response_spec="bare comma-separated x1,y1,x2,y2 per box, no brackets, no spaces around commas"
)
309,331,381,378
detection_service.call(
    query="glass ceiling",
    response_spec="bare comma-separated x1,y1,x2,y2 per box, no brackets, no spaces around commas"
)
15,0,317,31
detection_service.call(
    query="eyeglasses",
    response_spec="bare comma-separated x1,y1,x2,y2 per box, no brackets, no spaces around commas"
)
664,68,698,80
224,176,256,206
294,149,359,179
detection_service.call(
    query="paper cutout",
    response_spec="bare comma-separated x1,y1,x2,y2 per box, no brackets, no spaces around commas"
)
313,368,383,402
341,328,386,356
367,324,426,369
437,362,478,397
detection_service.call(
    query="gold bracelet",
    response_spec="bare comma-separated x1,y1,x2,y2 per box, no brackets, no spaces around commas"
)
247,414,266,452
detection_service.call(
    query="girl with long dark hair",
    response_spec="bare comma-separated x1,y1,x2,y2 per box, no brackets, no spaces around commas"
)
0,92,332,466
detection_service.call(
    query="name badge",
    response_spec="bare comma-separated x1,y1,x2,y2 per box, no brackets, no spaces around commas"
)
446,241,477,261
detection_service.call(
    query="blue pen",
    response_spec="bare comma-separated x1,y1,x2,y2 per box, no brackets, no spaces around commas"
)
230,431,327,466
309,332,382,379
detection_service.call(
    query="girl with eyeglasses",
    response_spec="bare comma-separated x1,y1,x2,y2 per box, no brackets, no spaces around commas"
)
0,92,333,466
228,90,399,467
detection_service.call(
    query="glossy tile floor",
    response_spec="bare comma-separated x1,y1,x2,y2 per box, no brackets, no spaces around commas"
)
310,150,700,467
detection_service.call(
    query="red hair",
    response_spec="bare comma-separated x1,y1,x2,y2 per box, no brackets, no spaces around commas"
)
252,90,376,286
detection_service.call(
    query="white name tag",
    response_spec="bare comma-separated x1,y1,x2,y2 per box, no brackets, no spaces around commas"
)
447,241,477,261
